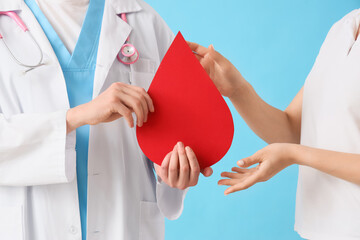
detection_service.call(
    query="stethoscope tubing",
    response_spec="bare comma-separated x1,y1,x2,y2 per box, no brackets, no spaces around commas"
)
0,11,44,72
0,31,44,71
0,11,138,71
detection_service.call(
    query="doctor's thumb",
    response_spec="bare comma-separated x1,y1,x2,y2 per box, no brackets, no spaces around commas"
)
201,167,213,177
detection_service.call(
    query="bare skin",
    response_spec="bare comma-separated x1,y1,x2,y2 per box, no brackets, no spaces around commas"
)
188,41,360,195
66,82,212,190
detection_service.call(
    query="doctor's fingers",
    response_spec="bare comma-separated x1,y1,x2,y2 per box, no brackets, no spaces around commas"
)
185,146,201,185
117,92,146,127
159,152,172,182
168,145,180,188
124,85,154,113
178,143,190,189
121,86,150,123
112,102,134,128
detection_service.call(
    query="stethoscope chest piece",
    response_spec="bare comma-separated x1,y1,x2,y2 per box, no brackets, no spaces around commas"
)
117,43,139,65
117,13,139,65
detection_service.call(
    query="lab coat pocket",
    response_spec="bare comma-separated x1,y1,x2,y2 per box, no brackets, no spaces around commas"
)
0,205,24,240
139,201,165,240
130,58,156,92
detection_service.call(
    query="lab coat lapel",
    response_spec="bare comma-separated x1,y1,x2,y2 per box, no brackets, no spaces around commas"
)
93,0,142,97
1,1,65,73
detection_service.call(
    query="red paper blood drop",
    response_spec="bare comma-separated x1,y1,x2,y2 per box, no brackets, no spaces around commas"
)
136,32,234,169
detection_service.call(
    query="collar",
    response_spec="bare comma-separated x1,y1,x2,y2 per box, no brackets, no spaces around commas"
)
109,0,142,14
0,0,22,11
0,0,142,13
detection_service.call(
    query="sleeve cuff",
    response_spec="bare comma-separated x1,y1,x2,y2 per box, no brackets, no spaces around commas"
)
156,177,188,220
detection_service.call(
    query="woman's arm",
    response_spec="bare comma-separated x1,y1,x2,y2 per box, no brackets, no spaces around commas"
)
232,81,303,144
219,143,360,194
188,42,303,144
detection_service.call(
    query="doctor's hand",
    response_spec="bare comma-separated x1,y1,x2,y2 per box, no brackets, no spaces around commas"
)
187,41,245,98
154,142,213,190
218,143,294,195
66,82,154,133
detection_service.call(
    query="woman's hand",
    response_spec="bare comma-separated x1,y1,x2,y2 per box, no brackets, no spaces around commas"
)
66,82,154,133
155,142,213,190
187,41,245,98
218,143,295,195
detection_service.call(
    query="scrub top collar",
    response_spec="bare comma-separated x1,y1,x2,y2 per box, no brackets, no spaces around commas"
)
24,0,105,69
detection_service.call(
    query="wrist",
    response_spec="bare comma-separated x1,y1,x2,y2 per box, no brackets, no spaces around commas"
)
228,78,251,102
66,106,86,133
285,143,303,166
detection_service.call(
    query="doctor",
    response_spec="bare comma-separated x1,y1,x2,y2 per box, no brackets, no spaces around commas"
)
0,0,212,240
189,9,360,240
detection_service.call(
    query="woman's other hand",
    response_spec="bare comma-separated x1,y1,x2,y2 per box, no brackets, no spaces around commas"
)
218,143,295,195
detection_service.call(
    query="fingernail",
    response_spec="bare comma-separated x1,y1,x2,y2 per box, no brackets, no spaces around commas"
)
238,160,245,166
178,142,184,148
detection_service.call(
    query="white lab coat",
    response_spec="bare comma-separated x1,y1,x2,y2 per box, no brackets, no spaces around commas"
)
0,0,187,240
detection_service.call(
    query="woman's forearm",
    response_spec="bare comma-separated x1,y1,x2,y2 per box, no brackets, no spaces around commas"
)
290,144,360,185
187,42,302,144
229,81,302,144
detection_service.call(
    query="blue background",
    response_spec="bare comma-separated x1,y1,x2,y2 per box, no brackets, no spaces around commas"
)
145,1,360,239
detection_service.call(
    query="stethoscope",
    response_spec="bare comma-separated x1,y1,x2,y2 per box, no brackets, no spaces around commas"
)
117,13,139,65
0,11,44,72
0,11,139,72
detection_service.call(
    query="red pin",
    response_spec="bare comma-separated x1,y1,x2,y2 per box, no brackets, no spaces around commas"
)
136,32,234,169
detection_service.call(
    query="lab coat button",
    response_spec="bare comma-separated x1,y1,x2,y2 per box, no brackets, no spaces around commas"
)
69,226,78,234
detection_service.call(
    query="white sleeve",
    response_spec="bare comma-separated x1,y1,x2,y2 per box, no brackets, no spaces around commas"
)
156,178,188,220
0,110,76,186
152,12,188,220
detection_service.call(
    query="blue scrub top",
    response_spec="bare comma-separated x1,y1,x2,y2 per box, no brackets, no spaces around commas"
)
25,1,105,239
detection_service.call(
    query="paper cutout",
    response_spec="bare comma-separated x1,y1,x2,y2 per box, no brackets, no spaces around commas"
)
136,32,234,169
